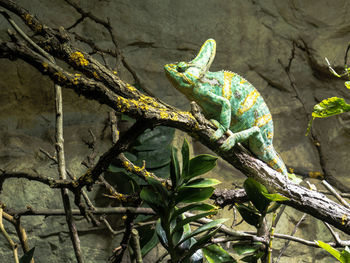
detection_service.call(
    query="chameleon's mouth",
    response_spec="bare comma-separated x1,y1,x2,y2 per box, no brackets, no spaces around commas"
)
164,63,181,86
164,63,176,75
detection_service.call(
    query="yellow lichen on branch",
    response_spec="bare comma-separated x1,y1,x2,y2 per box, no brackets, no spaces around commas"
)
69,51,89,66
21,13,42,32
73,73,81,85
54,72,67,82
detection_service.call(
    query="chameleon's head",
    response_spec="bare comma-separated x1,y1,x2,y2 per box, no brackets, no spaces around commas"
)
164,39,216,96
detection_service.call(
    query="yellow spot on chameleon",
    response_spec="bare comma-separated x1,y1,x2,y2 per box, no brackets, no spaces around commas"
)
255,114,272,127
222,71,233,100
267,132,273,139
70,51,89,66
267,158,278,168
238,89,260,115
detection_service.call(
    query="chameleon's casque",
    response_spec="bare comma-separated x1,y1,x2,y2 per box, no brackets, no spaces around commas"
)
165,39,296,179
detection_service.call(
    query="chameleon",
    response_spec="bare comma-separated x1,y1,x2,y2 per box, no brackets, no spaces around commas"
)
164,39,298,181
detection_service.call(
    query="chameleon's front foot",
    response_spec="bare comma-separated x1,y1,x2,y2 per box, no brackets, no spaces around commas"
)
209,119,236,151
220,135,236,151
210,119,225,141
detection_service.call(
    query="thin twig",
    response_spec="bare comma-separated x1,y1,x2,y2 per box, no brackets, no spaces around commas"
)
2,10,84,261
63,0,155,97
274,213,307,263
2,211,34,263
55,83,84,262
109,111,119,143
0,208,19,263
324,222,344,246
130,229,143,263
322,180,350,209
6,207,155,217
39,148,98,224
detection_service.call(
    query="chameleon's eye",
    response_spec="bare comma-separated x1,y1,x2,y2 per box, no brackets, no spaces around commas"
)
176,62,187,73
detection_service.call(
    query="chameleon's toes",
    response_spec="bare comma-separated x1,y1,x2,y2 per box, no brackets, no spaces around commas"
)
210,128,225,142
220,136,236,151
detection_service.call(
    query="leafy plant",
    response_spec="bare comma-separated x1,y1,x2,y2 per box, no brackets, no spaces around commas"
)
233,178,289,262
140,138,234,262
316,240,350,263
307,58,350,134
19,247,35,263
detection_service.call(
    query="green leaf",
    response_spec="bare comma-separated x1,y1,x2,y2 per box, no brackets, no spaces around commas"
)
232,242,261,255
140,228,159,257
266,202,281,214
243,178,270,214
147,177,169,201
171,203,217,222
171,211,218,236
177,218,228,247
156,219,168,248
240,253,262,263
340,248,350,263
181,229,220,262
19,247,35,263
345,81,350,90
312,97,350,119
182,178,221,189
170,146,180,187
182,139,190,178
176,187,215,204
140,187,164,213
203,244,237,263
307,97,350,135
235,204,260,227
134,126,175,151
261,192,289,202
186,154,218,181
315,240,342,262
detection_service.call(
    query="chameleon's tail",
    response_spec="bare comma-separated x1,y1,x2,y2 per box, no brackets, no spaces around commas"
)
262,145,302,183
263,145,288,176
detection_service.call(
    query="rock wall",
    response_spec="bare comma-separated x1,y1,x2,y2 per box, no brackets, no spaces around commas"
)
1,0,350,262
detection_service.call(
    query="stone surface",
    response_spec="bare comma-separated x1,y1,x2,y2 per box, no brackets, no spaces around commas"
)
0,0,350,262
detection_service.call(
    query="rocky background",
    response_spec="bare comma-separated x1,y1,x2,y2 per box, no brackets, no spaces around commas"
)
1,0,350,262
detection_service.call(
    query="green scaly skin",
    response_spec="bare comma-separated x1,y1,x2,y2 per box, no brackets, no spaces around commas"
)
165,39,299,181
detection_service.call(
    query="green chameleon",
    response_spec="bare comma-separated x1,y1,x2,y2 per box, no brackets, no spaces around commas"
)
164,39,299,181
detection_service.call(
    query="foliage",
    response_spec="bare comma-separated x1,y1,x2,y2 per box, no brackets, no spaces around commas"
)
19,247,35,263
315,241,350,263
233,178,288,262
140,138,235,262
307,58,350,134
